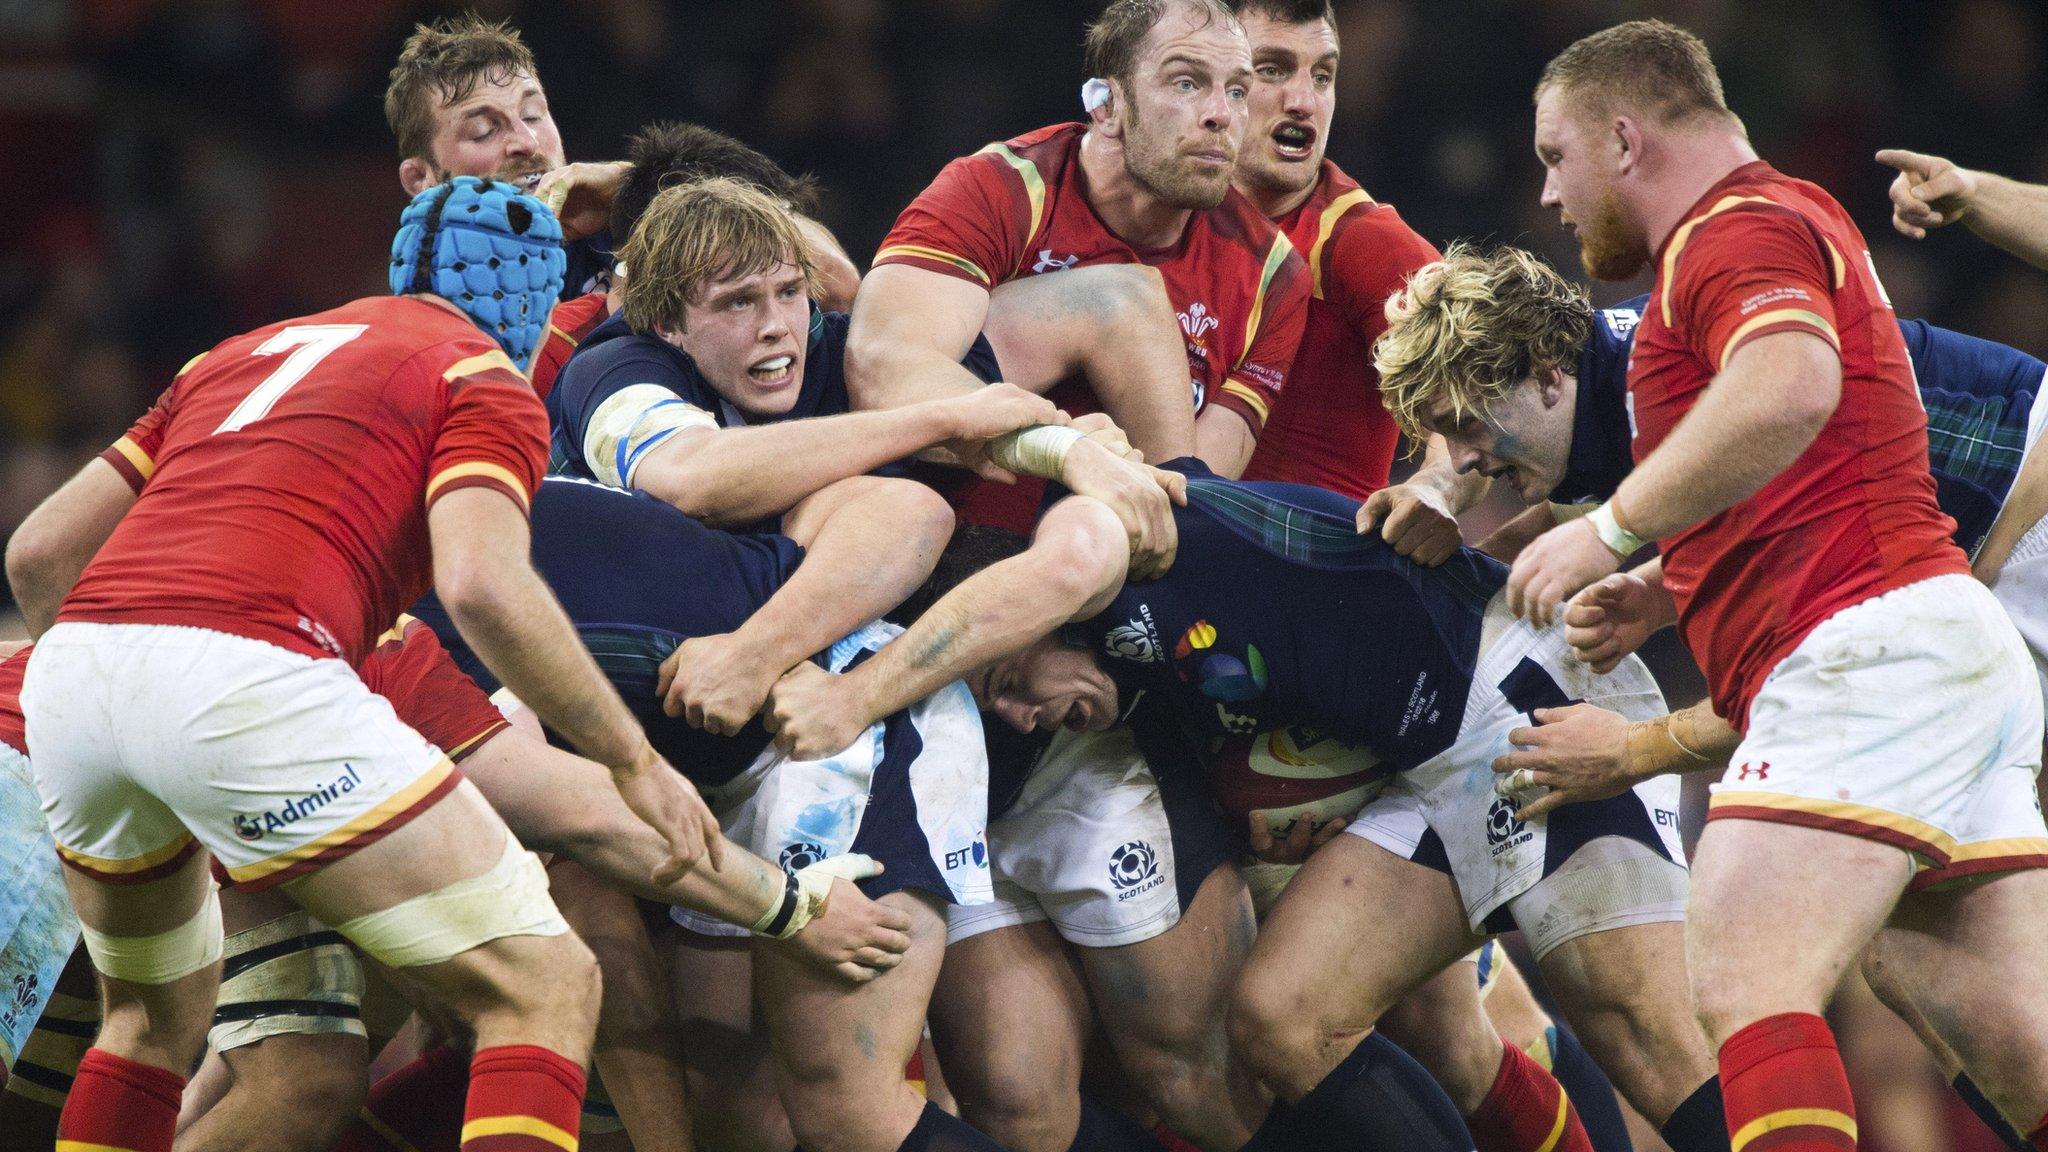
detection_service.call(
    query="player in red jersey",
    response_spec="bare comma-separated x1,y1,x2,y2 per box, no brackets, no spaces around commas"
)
852,0,1310,548
1515,21,2048,1151
13,178,719,1152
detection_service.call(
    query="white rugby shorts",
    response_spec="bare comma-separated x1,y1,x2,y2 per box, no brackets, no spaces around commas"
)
1347,595,1686,941
23,623,459,891
673,621,992,936
1708,574,2047,888
946,726,1197,948
0,744,77,1071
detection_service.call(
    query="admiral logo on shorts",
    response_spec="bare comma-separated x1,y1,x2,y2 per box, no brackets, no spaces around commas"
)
1108,839,1163,899
779,840,827,872
232,764,365,842
1486,796,1531,855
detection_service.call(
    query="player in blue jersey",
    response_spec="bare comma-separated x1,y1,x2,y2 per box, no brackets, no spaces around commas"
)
763,457,1724,1152
549,177,1185,741
414,475,1020,1152
1374,243,2048,1152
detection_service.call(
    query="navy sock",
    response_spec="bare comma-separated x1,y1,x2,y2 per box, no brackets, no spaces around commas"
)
1657,1076,1730,1152
1283,1032,1475,1151
1954,1072,2030,1152
891,1101,1009,1151
1069,1095,1168,1151
1546,1025,1635,1152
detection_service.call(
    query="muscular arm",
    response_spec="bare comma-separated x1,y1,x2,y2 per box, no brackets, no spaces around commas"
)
1609,330,1841,539
768,496,1131,757
1478,502,1563,562
844,264,994,411
1195,407,1258,479
1956,172,2048,269
428,489,657,773
633,403,962,527
5,459,138,637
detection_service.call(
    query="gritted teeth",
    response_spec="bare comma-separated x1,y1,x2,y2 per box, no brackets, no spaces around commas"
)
749,355,794,379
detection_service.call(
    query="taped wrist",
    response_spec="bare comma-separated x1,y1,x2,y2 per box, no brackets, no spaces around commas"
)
751,854,876,939
988,425,1086,479
1587,500,1646,558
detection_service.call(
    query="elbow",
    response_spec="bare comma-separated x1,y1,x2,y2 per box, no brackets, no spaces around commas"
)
6,522,69,617
433,557,520,635
1035,501,1127,610
842,326,900,407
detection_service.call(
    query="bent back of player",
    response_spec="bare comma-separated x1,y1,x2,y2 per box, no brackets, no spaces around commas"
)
19,177,718,1152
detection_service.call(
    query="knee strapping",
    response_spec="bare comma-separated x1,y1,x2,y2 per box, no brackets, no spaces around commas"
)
77,881,223,985
208,911,366,1052
333,836,567,968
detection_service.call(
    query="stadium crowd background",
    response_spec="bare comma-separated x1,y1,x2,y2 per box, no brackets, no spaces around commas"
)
0,3,2041,1147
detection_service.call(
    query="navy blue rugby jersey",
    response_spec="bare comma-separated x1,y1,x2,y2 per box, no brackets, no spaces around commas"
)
413,476,805,786
1065,461,1505,771
548,306,852,496
1559,296,2044,556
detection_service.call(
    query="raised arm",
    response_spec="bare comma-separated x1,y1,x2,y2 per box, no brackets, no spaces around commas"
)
763,495,1133,760
1878,149,2048,269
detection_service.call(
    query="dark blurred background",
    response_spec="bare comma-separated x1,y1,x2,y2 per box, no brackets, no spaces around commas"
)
3,0,2045,623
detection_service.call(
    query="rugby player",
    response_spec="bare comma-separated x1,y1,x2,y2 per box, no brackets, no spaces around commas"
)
12,178,720,1152
1374,241,2048,1152
763,460,1716,1152
415,475,1011,1152
917,6,1587,1151
0,644,76,1124
552,176,1181,736
1514,21,2048,1149
530,119,866,399
851,0,1310,539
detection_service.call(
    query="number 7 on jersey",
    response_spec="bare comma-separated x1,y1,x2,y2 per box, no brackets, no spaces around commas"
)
214,324,368,434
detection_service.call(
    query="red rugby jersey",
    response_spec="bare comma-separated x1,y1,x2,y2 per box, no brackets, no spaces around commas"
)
531,291,610,402
1631,161,1965,729
877,123,1308,526
1243,162,1440,497
0,648,25,756
65,295,549,666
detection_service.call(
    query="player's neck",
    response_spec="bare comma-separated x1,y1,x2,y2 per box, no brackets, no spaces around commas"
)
1080,130,1196,251
1238,175,1315,221
1639,128,1762,255
413,293,472,321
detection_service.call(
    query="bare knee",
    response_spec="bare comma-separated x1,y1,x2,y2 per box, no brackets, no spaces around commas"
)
950,1057,1081,1152
1228,963,1333,1095
197,1038,368,1152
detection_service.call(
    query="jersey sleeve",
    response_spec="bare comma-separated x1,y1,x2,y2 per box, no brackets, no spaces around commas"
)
100,351,206,492
1216,238,1310,434
423,347,551,515
873,150,1031,288
550,342,719,490
1668,205,1840,372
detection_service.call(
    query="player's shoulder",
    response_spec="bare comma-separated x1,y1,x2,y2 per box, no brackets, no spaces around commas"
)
1307,165,1439,297
985,121,1085,168
557,312,694,393
1667,165,1831,263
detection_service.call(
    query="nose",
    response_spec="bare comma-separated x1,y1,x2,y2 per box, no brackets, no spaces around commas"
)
1281,75,1315,118
1540,169,1561,208
1450,441,1486,474
991,697,1037,733
1202,86,1235,132
506,120,541,158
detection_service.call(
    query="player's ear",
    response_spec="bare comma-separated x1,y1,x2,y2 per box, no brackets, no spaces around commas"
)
399,158,435,198
1538,366,1569,408
1612,115,1643,176
1093,80,1125,138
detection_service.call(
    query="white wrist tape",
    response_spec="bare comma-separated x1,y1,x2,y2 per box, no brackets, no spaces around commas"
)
79,880,223,985
988,425,1086,480
752,853,882,939
1587,500,1646,557
334,832,568,968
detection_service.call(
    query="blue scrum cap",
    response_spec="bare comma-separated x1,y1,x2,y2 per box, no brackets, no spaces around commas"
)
390,175,566,371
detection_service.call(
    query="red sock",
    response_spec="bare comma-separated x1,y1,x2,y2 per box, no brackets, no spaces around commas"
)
57,1047,186,1152
461,1044,586,1152
1719,1013,1857,1151
334,1043,470,1152
1468,1038,1595,1152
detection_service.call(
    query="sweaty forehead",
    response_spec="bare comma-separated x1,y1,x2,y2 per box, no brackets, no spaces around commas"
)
439,70,542,119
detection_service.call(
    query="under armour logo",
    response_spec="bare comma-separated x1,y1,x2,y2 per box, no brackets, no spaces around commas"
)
1735,761,1770,781
1032,250,1079,274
